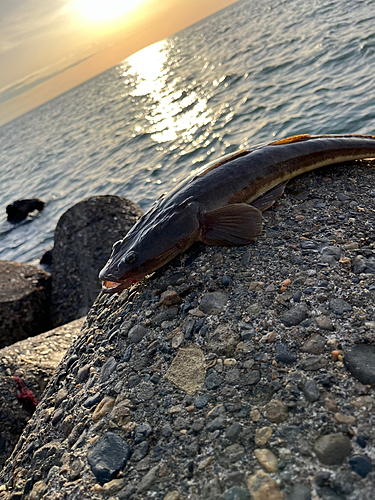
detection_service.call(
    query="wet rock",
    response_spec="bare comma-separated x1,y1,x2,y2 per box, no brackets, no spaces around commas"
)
280,305,308,327
87,432,131,483
224,486,250,500
51,195,143,327
344,345,375,387
0,261,51,347
6,198,44,223
313,434,351,465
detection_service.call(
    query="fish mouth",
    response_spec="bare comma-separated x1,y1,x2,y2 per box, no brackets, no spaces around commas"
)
101,279,132,293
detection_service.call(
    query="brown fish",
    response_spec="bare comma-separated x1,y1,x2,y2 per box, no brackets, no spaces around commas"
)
99,133,375,292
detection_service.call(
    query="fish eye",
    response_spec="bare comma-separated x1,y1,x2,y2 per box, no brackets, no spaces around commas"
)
123,251,137,265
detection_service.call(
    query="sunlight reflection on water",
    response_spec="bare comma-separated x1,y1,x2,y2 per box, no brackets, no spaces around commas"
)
123,40,212,144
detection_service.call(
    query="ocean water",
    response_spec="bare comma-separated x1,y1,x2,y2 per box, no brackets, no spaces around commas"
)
0,0,374,264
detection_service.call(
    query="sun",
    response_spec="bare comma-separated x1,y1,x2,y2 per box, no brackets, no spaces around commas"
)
77,0,144,21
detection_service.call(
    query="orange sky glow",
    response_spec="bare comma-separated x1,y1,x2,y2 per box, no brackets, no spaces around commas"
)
0,0,238,126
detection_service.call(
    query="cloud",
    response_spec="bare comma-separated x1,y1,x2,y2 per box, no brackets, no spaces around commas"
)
0,0,74,54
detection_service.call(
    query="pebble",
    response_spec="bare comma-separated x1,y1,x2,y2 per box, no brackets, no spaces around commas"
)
130,441,149,462
301,334,325,354
254,448,278,472
349,455,372,478
134,423,152,443
299,355,328,371
302,380,320,402
224,486,249,500
344,345,375,387
247,470,284,500
313,434,351,465
199,291,228,314
280,305,308,327
286,483,311,500
159,290,181,306
315,315,334,331
254,426,272,447
249,281,265,291
87,432,131,483
128,325,148,344
164,492,180,500
275,343,297,364
333,413,356,425
329,298,352,315
264,400,288,423
92,396,115,422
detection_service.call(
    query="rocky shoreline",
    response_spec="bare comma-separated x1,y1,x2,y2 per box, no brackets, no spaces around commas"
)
0,159,375,499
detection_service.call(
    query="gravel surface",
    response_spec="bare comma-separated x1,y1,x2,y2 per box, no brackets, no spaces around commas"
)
1,160,375,499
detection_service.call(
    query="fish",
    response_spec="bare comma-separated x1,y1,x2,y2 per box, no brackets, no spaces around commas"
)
99,133,375,293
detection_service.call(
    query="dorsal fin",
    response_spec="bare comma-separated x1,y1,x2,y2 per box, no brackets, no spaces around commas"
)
269,134,311,146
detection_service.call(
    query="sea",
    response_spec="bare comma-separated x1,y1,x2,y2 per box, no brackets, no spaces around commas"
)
0,0,374,264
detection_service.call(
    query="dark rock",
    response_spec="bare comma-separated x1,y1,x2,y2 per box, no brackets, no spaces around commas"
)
301,334,326,354
318,486,345,500
87,432,130,483
313,434,351,465
128,325,148,344
329,298,352,315
344,345,375,387
299,355,328,371
199,291,228,314
302,380,320,402
130,441,149,462
225,422,242,442
40,250,53,266
0,261,51,347
50,195,143,327
224,486,250,500
286,483,311,500
275,343,297,364
205,372,224,390
6,198,44,223
356,435,367,448
281,305,308,327
321,246,341,264
134,423,152,443
349,455,372,478
194,394,209,408
100,356,117,383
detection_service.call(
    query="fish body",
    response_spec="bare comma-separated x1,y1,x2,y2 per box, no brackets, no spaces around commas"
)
99,134,375,292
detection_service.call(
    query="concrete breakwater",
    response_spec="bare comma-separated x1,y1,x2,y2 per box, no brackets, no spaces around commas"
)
1,160,375,499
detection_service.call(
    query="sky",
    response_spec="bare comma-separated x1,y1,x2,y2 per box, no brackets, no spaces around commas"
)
0,0,238,126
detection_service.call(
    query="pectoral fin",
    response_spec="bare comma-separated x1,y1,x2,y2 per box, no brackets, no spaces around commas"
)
251,182,288,212
199,203,263,246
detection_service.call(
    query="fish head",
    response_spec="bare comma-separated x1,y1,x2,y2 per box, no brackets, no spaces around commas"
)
99,198,200,293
